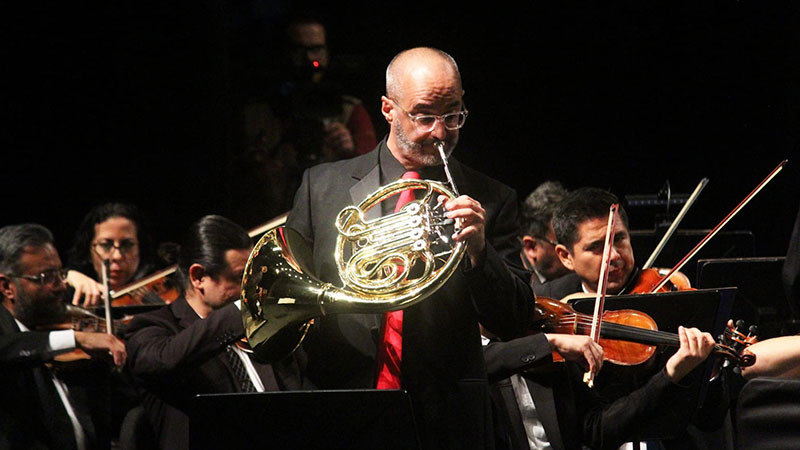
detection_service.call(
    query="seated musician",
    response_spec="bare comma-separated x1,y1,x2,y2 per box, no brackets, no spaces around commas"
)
0,223,127,450
483,321,716,450
121,215,309,450
523,187,727,448
519,181,571,288
535,187,687,299
66,202,164,306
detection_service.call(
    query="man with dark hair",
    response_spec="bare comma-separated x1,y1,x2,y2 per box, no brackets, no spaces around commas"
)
286,46,533,450
0,223,126,450
519,181,571,287
122,215,307,450
535,187,637,299
525,188,725,449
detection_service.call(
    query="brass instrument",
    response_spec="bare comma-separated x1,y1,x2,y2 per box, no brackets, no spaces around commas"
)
241,176,465,363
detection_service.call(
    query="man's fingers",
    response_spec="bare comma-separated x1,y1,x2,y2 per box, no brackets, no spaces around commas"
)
687,327,705,356
586,342,604,375
113,347,127,367
678,325,687,351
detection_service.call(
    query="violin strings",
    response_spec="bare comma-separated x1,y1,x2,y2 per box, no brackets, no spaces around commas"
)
545,316,746,359
551,316,680,345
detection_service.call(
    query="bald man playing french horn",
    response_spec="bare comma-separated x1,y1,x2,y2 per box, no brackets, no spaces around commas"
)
285,47,535,450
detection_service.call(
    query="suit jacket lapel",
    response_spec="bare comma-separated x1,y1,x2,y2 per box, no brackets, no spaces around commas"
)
171,298,240,391
61,375,99,449
525,374,566,450
349,164,382,221
171,297,200,329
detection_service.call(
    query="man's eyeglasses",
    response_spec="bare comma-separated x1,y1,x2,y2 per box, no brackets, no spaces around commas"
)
92,240,138,257
9,268,68,286
388,98,468,133
537,236,559,247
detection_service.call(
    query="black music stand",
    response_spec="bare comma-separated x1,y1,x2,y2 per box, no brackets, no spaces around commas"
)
189,389,421,450
568,288,737,441
697,257,800,339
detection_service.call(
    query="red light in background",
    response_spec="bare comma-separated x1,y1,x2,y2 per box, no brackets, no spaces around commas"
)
312,60,320,68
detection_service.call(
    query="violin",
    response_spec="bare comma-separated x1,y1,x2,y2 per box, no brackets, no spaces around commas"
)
110,266,180,306
533,296,757,368
630,160,787,295
625,267,693,294
39,306,133,363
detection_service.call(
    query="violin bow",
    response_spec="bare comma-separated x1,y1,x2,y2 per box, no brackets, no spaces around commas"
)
584,203,619,387
99,258,113,334
648,159,788,293
642,178,709,270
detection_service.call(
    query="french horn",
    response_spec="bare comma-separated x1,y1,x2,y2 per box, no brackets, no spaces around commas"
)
241,176,465,363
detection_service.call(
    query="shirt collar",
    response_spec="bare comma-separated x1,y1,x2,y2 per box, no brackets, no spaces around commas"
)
15,318,30,332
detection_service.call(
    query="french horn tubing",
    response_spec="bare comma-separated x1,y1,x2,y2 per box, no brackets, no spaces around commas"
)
241,177,465,363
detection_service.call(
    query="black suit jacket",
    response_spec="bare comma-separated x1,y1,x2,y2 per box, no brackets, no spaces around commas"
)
533,272,584,300
286,140,534,450
0,306,110,450
483,334,697,450
122,297,307,450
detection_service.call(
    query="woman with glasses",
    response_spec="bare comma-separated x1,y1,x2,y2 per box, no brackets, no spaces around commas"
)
67,202,162,306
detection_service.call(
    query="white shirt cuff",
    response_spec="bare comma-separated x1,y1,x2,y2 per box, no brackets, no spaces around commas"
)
48,329,76,354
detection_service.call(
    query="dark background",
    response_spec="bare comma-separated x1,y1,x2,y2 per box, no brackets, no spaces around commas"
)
3,1,799,263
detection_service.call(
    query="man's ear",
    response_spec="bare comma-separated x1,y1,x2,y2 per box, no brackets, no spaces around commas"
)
555,244,574,271
521,236,537,264
380,96,394,123
188,264,206,292
521,236,536,250
0,274,15,307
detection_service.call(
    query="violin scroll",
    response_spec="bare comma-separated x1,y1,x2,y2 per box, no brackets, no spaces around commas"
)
715,320,758,369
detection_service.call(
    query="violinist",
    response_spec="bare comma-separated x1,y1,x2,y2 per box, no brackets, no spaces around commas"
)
67,202,164,306
121,215,309,450
484,320,716,450
535,187,683,300
0,223,126,450
527,187,729,448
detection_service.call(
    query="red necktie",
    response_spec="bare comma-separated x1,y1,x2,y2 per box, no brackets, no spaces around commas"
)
376,170,420,389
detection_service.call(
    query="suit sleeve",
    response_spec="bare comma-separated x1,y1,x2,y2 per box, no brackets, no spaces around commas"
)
122,304,243,379
576,364,697,450
467,187,535,340
0,309,70,365
0,330,54,365
286,167,314,243
482,334,553,383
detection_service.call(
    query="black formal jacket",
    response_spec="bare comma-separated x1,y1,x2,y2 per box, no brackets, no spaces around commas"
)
533,272,584,300
122,297,308,450
0,306,111,450
286,139,534,450
484,334,698,450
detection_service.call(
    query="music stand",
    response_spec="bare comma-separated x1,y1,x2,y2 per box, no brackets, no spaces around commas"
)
697,257,799,339
568,288,737,441
189,389,421,450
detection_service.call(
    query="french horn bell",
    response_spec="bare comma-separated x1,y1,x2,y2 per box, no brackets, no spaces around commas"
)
241,178,465,363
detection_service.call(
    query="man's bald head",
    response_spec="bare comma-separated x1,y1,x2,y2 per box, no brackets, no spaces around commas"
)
386,47,461,101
